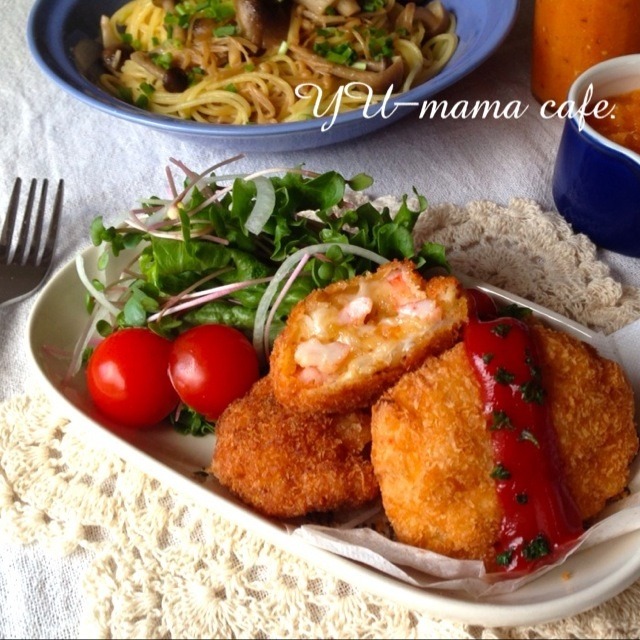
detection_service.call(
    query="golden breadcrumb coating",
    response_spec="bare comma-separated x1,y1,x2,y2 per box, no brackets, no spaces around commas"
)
209,376,378,518
270,260,468,414
372,343,499,561
371,323,638,562
533,323,638,520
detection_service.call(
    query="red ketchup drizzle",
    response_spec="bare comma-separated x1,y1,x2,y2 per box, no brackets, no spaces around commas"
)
464,289,583,573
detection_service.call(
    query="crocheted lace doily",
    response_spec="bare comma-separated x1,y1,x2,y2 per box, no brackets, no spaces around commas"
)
2,199,640,638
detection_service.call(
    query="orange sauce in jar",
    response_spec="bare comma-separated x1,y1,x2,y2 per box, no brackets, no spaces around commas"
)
585,88,640,154
531,0,640,106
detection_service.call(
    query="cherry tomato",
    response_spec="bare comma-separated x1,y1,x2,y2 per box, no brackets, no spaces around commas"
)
168,324,260,421
86,327,179,428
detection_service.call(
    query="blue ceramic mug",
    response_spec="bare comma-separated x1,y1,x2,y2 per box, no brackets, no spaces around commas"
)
552,54,640,257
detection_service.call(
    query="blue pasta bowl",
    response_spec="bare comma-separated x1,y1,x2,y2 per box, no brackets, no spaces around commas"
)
27,0,518,152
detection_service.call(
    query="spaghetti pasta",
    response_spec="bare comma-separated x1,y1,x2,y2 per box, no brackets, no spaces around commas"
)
98,0,458,125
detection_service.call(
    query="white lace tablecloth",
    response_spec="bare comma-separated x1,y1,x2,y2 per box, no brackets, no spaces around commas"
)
2,1,640,637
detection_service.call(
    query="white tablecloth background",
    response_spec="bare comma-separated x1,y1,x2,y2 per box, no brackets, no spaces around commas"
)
1,0,639,636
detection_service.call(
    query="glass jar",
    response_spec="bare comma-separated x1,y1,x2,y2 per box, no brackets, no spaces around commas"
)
531,0,640,106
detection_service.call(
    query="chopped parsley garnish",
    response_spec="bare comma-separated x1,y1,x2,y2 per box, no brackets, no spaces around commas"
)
525,352,542,380
494,367,515,385
491,322,512,337
516,493,529,504
520,379,546,404
490,464,511,480
528,363,542,379
495,550,514,566
490,410,513,431
522,534,551,561
482,352,494,364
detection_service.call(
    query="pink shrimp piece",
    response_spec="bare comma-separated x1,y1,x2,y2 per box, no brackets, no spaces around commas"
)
398,299,443,321
297,366,325,385
294,338,350,374
337,296,373,326
385,268,420,307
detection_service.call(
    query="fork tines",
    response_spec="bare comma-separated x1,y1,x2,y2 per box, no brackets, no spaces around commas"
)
0,178,64,268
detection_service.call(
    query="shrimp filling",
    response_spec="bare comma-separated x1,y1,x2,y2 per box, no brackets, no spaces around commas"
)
293,267,448,383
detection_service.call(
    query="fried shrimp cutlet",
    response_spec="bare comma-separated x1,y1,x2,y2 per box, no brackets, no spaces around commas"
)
534,323,638,519
270,260,468,414
209,376,378,518
371,323,638,563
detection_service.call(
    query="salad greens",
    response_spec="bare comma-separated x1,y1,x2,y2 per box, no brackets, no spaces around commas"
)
80,157,448,433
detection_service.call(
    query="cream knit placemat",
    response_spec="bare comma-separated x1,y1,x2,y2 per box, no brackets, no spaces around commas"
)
2,199,640,639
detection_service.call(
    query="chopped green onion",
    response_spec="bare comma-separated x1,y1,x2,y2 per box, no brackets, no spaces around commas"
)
139,82,156,96
277,40,289,55
214,24,237,37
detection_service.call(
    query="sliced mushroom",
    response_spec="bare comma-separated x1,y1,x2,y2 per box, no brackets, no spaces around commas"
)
295,0,336,15
334,0,360,17
130,51,164,78
100,16,134,72
102,44,134,72
130,51,189,93
100,15,120,49
192,18,216,39
73,38,105,82
235,0,291,49
296,0,357,17
394,2,415,33
235,0,262,45
290,44,405,93
414,0,451,37
162,66,190,92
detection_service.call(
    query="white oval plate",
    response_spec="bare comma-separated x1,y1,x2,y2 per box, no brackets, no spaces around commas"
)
27,245,640,627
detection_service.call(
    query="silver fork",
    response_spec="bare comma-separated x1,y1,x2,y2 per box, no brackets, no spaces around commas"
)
0,178,64,307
